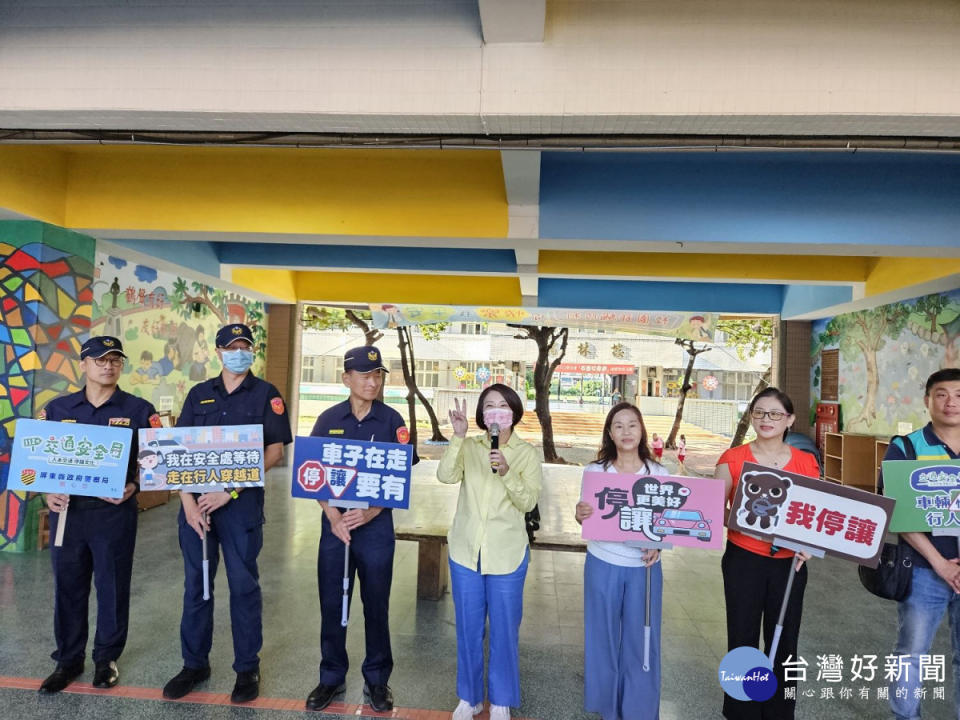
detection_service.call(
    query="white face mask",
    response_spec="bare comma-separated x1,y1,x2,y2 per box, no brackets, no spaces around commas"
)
483,408,513,430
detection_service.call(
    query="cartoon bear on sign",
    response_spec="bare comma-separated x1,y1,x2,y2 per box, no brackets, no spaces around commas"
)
739,470,791,530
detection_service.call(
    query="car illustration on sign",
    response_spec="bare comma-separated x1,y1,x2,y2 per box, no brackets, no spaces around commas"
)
145,438,189,462
652,508,712,541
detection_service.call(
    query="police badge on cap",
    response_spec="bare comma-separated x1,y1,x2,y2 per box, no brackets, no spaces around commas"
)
344,345,389,373
215,323,254,347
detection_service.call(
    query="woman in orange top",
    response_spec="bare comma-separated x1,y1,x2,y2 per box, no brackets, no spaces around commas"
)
714,388,820,720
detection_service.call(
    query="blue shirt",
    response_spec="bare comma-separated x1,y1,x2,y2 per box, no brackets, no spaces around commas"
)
42,386,159,493
311,399,419,465
881,422,960,568
177,372,293,448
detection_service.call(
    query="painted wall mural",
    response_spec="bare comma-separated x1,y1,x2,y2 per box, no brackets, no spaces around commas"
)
91,250,267,416
811,288,960,436
0,221,94,552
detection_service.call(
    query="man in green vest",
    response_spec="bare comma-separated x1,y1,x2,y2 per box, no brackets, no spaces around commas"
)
880,368,960,720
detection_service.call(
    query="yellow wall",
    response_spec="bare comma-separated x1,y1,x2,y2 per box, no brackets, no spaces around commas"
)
865,258,960,297
231,268,297,303
0,147,68,225
63,146,507,238
293,271,522,305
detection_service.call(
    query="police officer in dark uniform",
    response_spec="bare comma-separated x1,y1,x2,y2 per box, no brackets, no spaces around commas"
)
306,345,418,713
162,323,292,704
39,336,160,694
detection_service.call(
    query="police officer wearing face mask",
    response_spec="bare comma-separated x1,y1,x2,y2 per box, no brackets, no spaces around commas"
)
163,323,292,704
305,345,419,714
38,336,161,694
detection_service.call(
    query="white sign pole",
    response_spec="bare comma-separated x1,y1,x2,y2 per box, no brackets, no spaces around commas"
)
202,513,211,601
766,539,822,664
627,540,672,672
54,506,67,547
333,499,369,627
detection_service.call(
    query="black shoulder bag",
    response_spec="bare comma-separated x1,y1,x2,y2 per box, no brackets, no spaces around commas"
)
857,435,914,601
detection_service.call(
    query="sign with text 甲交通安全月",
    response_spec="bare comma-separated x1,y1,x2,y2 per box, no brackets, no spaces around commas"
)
882,460,960,533
580,471,726,549
6,419,131,498
137,425,265,492
727,462,894,567
291,436,413,509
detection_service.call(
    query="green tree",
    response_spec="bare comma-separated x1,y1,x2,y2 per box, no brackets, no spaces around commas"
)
716,317,776,448
509,325,569,463
823,304,909,430
170,277,226,323
396,323,448,444
914,293,948,335
665,338,711,449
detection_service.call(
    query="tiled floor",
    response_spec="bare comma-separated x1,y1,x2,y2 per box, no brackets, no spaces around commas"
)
1,462,958,719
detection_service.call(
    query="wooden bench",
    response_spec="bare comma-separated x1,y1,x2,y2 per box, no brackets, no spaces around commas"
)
395,526,586,600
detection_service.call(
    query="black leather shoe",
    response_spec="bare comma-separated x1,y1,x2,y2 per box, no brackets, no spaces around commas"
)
162,666,211,699
363,683,394,713
39,662,84,694
231,670,260,703
92,661,119,689
305,682,345,711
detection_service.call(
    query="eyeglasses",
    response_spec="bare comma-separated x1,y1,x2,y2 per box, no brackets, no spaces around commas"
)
92,356,124,368
751,409,786,421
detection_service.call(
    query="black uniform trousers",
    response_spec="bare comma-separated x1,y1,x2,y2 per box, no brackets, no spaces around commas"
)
721,541,808,720
317,509,395,686
177,488,264,673
49,498,138,666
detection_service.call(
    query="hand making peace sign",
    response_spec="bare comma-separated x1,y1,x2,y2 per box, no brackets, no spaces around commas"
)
449,397,469,438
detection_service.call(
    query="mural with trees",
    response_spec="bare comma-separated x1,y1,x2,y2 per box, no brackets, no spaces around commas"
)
92,252,268,415
811,288,960,435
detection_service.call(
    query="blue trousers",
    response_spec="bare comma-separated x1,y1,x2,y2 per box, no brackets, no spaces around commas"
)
50,500,137,666
890,566,960,720
584,552,662,720
317,509,395,686
449,549,529,708
177,489,264,673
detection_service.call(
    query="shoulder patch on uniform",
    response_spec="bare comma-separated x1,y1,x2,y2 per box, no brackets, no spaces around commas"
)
149,413,163,428
37,408,47,421
199,398,216,404
396,426,410,444
271,397,285,415
108,417,131,426
328,428,345,435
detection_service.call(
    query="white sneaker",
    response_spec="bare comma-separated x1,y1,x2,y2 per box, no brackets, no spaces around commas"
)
489,705,511,720
452,699,482,720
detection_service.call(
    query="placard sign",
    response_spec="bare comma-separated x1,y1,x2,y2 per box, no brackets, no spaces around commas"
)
882,460,960,533
580,472,725,549
137,424,265,491
291,436,413,509
6,419,131,498
727,462,895,567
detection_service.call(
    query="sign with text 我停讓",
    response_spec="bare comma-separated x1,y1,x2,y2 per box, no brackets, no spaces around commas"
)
580,471,725,550
727,462,894,567
291,436,413,509
6,419,131,498
882,460,960,533
137,425,265,492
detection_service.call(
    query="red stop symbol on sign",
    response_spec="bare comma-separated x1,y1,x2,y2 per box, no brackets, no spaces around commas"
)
298,461,325,492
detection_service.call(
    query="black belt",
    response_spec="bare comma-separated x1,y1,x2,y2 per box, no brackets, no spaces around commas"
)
69,496,118,510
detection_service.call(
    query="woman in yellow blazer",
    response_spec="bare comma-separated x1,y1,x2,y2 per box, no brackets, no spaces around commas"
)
438,383,542,720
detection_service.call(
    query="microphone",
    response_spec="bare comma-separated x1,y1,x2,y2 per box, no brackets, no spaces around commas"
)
489,423,500,474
